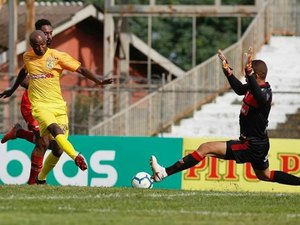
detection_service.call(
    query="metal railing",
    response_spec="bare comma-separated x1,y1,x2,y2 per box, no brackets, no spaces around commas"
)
272,0,300,36
1,0,298,135
89,0,278,136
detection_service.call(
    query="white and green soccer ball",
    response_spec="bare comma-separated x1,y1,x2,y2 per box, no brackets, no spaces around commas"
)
131,172,154,189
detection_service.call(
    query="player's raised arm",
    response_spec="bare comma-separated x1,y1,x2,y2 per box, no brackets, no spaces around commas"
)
0,68,27,99
76,66,114,87
244,47,254,76
244,47,270,106
217,49,233,76
218,49,246,95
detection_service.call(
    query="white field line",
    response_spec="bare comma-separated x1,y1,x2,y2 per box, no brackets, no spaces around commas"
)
0,192,197,200
0,204,299,219
0,191,296,201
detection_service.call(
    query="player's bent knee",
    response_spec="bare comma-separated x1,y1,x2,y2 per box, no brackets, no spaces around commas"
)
255,173,271,182
197,143,212,156
52,149,63,157
36,139,48,150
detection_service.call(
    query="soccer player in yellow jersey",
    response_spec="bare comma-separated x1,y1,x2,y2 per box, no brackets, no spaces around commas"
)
22,30,112,179
1,19,64,185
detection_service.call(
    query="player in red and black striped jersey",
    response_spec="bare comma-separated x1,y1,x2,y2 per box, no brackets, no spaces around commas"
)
227,61,272,140
150,47,300,186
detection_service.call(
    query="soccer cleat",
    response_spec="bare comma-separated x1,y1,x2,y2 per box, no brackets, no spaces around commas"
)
1,123,22,144
75,154,88,171
35,177,47,185
150,155,167,182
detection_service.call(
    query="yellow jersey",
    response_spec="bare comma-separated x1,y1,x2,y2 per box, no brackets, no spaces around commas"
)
23,48,81,108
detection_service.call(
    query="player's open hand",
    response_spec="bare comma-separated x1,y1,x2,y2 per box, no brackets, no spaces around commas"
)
98,78,115,87
0,89,13,99
245,47,254,75
218,49,233,76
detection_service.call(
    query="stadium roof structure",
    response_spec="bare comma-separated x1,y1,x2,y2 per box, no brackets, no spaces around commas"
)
0,2,102,60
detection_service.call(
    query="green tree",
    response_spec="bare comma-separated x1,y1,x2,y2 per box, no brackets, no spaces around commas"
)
36,0,254,70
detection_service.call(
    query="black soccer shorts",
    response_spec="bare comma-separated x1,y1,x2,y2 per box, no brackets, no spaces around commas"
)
225,137,270,170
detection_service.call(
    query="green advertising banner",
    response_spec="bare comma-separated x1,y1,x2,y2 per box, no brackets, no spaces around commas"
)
2,134,300,192
0,135,182,189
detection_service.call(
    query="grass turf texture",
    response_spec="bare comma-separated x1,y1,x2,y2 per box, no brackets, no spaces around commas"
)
0,185,300,225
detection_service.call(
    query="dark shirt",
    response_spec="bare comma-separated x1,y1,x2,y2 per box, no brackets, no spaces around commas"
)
226,74,272,139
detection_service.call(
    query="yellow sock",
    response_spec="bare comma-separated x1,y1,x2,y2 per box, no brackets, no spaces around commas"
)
38,152,59,181
55,134,78,160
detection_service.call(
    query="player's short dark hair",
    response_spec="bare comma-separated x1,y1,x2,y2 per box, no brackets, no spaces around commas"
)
252,60,268,79
35,19,52,30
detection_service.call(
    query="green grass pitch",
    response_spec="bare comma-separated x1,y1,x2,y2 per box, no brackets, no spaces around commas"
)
1,185,300,225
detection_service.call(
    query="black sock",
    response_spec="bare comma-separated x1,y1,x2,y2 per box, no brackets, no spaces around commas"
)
272,171,300,185
166,152,203,176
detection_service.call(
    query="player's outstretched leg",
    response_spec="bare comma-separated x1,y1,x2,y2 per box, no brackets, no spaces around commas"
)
272,171,300,185
150,155,168,182
1,123,22,143
54,133,88,171
27,152,43,185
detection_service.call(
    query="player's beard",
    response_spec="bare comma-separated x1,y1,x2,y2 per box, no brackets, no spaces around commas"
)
46,40,52,47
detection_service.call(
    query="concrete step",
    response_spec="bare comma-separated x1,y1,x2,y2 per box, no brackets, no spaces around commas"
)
164,36,300,138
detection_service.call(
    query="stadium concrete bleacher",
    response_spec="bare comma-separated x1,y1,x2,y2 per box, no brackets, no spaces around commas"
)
162,36,300,139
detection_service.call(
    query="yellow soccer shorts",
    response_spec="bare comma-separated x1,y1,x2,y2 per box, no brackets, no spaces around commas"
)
31,104,69,139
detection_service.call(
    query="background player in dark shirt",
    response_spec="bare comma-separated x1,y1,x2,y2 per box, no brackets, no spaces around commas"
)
150,47,300,186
